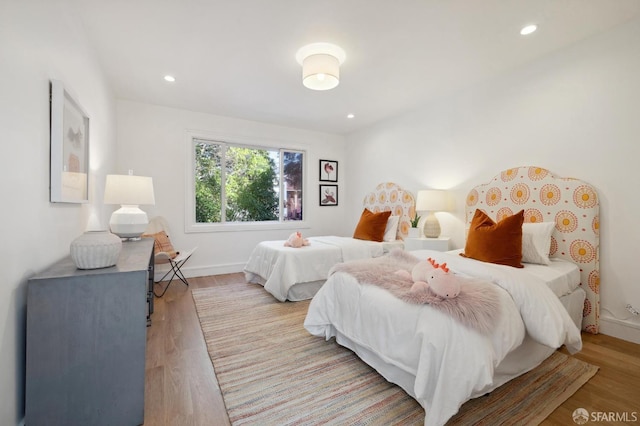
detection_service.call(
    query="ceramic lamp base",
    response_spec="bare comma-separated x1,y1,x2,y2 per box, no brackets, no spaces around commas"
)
109,205,149,239
423,213,441,238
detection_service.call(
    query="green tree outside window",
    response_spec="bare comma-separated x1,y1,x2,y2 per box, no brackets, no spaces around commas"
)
194,139,304,223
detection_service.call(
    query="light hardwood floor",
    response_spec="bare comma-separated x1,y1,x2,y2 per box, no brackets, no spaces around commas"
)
144,273,640,425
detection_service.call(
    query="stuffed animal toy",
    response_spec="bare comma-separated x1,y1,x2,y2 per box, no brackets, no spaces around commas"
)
395,257,461,298
284,231,310,248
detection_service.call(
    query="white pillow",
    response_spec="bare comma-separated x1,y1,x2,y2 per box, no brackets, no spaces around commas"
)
521,222,555,265
383,215,400,242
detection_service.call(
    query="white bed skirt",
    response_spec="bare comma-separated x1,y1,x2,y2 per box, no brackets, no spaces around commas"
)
328,287,585,411
245,272,325,301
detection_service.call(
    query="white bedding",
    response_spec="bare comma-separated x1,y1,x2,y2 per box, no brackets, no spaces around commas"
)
442,248,581,297
304,250,582,426
244,236,393,301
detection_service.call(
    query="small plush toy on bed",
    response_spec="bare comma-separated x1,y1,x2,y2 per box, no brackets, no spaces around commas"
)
284,231,310,248
395,257,461,298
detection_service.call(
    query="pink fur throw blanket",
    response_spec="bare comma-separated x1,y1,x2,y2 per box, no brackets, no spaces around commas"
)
330,249,502,335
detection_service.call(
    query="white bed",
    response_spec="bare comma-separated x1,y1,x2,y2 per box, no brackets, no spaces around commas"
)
244,182,416,301
304,166,600,426
305,250,584,425
244,236,403,301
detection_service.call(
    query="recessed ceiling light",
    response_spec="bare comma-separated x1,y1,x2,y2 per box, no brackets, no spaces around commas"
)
164,75,176,82
347,113,355,119
520,24,537,35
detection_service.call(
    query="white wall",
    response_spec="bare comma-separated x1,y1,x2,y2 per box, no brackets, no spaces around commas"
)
0,2,117,424
116,100,346,276
346,18,640,342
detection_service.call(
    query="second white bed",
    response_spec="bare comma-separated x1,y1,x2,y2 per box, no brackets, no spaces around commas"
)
244,236,402,301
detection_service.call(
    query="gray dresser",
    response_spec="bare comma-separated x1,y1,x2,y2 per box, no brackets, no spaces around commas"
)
25,238,154,426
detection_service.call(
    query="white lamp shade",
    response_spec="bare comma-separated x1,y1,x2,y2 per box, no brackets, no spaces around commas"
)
296,42,346,91
415,190,448,212
104,174,155,205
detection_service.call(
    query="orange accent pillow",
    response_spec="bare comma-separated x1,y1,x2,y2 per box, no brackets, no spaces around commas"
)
461,209,524,268
353,209,392,242
142,231,178,259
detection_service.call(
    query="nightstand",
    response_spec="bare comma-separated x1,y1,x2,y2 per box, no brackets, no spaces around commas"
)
404,237,450,252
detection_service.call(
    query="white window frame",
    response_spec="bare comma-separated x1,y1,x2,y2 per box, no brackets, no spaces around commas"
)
185,129,308,233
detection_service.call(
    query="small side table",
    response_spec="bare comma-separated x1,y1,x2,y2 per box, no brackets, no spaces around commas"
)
404,237,450,252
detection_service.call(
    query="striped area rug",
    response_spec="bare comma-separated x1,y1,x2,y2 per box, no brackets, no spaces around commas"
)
192,282,598,425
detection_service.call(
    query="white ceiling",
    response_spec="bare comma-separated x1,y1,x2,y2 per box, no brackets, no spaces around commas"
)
73,0,640,135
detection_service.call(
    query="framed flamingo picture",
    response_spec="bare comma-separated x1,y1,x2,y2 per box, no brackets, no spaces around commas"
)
319,185,338,206
319,159,338,182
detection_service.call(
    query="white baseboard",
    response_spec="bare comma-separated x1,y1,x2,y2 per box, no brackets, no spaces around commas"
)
153,262,245,281
187,262,246,277
600,314,640,344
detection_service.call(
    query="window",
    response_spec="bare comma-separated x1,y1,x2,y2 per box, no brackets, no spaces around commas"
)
189,136,305,231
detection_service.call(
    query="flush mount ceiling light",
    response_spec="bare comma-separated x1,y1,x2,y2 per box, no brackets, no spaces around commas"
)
296,42,346,91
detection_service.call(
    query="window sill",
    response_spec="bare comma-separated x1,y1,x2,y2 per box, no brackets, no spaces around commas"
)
185,221,310,234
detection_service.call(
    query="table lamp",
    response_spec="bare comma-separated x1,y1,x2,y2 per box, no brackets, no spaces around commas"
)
104,172,155,239
415,189,448,238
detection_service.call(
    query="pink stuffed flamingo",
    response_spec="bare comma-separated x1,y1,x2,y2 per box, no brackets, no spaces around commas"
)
395,257,461,298
284,231,310,248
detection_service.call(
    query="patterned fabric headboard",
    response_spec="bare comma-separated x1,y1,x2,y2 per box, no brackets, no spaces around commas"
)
465,166,600,333
363,182,416,240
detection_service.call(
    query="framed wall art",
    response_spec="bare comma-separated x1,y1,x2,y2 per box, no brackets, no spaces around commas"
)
319,159,338,182
319,184,338,206
50,79,90,203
